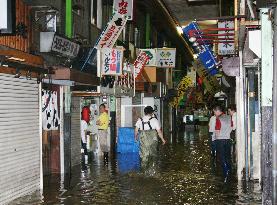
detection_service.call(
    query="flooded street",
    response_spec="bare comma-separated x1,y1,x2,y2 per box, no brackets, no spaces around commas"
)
11,127,262,205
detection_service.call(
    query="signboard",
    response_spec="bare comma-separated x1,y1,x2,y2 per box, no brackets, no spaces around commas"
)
218,21,235,55
0,0,7,29
183,22,219,76
95,12,128,49
101,48,123,75
134,51,150,79
51,35,80,58
156,48,176,68
113,0,133,20
140,49,156,66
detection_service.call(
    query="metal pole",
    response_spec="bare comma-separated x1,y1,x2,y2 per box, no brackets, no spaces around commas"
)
272,7,277,204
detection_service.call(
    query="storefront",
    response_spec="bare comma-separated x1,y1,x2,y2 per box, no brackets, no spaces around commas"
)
0,50,46,204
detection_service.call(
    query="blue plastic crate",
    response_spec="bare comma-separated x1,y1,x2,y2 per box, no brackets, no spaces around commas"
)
117,153,140,173
118,127,136,144
117,142,139,153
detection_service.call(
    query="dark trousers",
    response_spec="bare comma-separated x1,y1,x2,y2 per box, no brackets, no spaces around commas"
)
216,139,231,178
209,132,216,157
81,141,88,155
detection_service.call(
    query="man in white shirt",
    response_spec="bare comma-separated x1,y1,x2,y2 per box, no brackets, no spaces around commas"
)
135,106,166,168
228,104,237,163
81,117,89,163
208,114,216,158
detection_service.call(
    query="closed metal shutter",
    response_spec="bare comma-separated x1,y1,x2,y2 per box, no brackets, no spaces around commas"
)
71,97,81,166
0,73,40,204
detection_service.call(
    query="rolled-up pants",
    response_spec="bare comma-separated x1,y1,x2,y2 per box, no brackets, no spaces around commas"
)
98,130,109,152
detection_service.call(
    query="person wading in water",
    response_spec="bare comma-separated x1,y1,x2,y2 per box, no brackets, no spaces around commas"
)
135,106,166,172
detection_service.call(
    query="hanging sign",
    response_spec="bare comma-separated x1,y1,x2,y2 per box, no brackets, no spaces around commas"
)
140,49,157,66
51,35,80,58
156,48,176,68
95,12,127,49
134,51,150,79
101,47,123,75
113,0,133,20
218,21,235,55
183,22,219,76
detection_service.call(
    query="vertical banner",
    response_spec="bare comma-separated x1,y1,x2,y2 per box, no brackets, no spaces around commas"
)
113,0,133,20
134,51,150,79
101,47,123,75
156,48,176,68
218,21,235,55
95,12,127,49
140,49,157,66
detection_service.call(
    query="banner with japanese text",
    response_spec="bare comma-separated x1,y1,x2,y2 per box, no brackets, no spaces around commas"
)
140,49,157,66
218,21,235,55
95,12,127,49
113,0,133,20
134,51,150,79
101,48,123,75
156,48,176,68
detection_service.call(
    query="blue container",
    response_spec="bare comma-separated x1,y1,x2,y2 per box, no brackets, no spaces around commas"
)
117,142,139,153
117,153,140,173
118,127,136,144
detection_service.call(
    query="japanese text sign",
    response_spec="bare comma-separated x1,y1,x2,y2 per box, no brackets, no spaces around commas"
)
113,0,133,20
134,51,150,79
96,12,127,49
51,35,80,58
218,21,235,55
101,48,123,75
140,49,157,66
156,48,176,68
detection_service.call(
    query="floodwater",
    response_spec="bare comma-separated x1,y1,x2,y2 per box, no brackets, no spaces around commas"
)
10,126,262,205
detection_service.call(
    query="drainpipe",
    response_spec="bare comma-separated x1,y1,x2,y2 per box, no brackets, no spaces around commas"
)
146,13,151,48
272,7,277,205
65,0,72,38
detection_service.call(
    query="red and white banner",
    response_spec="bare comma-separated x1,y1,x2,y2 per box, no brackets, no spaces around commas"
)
113,0,133,20
95,12,127,49
134,51,150,79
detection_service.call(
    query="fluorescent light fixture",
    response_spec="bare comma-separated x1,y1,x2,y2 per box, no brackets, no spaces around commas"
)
176,26,183,35
7,57,26,62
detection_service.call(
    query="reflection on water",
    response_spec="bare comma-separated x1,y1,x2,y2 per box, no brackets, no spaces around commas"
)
10,127,261,205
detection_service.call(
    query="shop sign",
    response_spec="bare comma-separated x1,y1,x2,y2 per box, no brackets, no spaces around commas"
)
218,21,235,55
51,35,80,58
156,48,176,68
96,12,127,49
109,96,116,112
170,76,193,108
101,48,123,75
182,22,219,76
134,51,150,79
140,49,157,66
0,0,7,29
113,0,133,20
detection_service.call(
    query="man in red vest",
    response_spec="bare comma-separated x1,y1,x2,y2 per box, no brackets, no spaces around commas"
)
214,105,233,183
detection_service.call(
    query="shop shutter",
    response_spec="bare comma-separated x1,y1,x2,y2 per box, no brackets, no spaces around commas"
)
71,97,81,166
0,73,40,204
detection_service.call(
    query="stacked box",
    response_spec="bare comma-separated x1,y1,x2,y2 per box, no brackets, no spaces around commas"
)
117,127,139,153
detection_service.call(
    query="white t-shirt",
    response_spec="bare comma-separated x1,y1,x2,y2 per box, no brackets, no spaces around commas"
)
135,116,161,131
231,112,237,131
209,116,216,141
81,120,88,143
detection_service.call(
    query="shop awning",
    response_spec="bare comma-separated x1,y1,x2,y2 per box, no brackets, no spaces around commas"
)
51,66,100,86
0,48,47,77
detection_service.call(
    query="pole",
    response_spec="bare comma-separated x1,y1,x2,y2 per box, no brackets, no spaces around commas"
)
65,0,72,38
272,7,277,204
